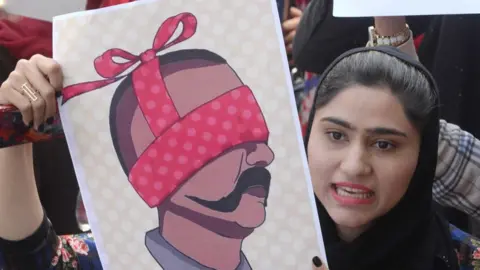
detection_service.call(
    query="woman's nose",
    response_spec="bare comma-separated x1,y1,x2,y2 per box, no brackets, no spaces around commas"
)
339,145,372,176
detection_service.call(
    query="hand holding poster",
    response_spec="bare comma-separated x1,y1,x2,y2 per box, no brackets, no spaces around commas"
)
333,0,480,17
53,0,326,269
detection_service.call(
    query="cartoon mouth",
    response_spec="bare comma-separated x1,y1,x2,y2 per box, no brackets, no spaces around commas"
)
245,186,267,198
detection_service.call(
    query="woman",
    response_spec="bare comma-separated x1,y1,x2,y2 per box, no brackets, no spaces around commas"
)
305,43,465,268
293,1,480,232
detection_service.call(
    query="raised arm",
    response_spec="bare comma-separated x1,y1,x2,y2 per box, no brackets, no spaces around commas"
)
292,0,432,74
0,54,61,269
0,54,62,241
372,17,418,60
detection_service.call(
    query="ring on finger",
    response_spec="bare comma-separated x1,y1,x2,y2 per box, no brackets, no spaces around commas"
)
20,82,38,102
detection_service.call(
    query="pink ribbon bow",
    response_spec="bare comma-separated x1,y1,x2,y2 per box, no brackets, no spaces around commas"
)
62,12,197,103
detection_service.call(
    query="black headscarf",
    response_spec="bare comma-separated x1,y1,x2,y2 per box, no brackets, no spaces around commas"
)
304,46,457,270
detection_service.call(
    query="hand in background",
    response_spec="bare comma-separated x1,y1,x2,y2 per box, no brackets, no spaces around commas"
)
282,6,303,53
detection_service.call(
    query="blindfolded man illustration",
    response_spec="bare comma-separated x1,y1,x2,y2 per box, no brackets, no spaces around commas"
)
62,12,275,270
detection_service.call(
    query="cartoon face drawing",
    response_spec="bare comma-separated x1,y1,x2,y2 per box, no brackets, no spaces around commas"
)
62,13,275,270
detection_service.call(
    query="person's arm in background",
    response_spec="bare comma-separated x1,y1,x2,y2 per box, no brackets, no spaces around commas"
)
433,120,480,220
283,6,303,56
292,0,432,74
372,17,418,60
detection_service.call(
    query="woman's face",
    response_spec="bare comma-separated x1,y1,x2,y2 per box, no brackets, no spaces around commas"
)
307,85,421,240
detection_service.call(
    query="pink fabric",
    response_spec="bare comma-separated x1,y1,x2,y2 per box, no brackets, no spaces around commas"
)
130,85,269,207
0,0,134,60
294,0,309,10
62,13,270,207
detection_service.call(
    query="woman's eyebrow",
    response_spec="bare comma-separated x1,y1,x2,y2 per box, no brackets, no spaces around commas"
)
366,127,407,137
320,116,407,137
320,117,354,130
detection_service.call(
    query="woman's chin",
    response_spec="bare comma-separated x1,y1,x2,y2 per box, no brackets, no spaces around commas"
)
330,213,372,241
328,209,372,231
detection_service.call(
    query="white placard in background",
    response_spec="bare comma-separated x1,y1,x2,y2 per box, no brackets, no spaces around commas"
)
2,0,86,21
333,0,480,17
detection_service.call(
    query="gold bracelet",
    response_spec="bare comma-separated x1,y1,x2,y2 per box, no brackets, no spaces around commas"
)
368,24,411,47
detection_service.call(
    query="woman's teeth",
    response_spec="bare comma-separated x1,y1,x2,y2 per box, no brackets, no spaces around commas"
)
335,186,374,199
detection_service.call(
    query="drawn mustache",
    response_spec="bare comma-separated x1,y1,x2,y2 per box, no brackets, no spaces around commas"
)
186,167,271,213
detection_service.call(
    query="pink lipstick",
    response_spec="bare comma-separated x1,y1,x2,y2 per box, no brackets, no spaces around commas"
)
330,182,375,205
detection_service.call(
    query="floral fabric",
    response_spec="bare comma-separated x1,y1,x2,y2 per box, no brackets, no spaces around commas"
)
50,234,98,269
1,219,479,269
451,224,480,269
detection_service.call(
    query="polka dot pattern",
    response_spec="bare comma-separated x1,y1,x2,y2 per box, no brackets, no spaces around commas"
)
54,0,325,269
130,86,268,207
132,60,179,137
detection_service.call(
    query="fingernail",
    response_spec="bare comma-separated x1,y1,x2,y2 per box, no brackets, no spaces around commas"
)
36,124,45,133
46,117,54,125
312,256,322,267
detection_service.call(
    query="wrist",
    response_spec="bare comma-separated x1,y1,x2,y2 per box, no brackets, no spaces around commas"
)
0,143,33,164
374,17,407,36
367,21,411,47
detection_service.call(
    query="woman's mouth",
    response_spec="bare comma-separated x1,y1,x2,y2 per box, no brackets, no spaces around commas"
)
330,183,375,205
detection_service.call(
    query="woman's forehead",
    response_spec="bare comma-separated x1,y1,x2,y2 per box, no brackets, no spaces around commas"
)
315,85,417,135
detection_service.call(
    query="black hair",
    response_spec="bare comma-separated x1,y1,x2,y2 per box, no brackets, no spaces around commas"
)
314,51,436,131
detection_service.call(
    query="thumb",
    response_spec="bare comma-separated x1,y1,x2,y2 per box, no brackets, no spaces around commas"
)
312,256,327,270
0,82,12,105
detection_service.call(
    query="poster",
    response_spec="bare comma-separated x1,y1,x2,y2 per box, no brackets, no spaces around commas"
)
333,0,480,17
53,0,325,269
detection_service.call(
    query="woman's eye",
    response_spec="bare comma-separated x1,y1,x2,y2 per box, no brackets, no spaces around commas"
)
327,131,345,141
374,140,394,150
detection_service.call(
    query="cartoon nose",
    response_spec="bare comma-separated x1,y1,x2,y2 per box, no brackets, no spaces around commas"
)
245,143,275,167
339,145,372,176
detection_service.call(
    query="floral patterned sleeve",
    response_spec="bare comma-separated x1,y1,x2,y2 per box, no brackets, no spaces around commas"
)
450,224,480,270
0,214,102,269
